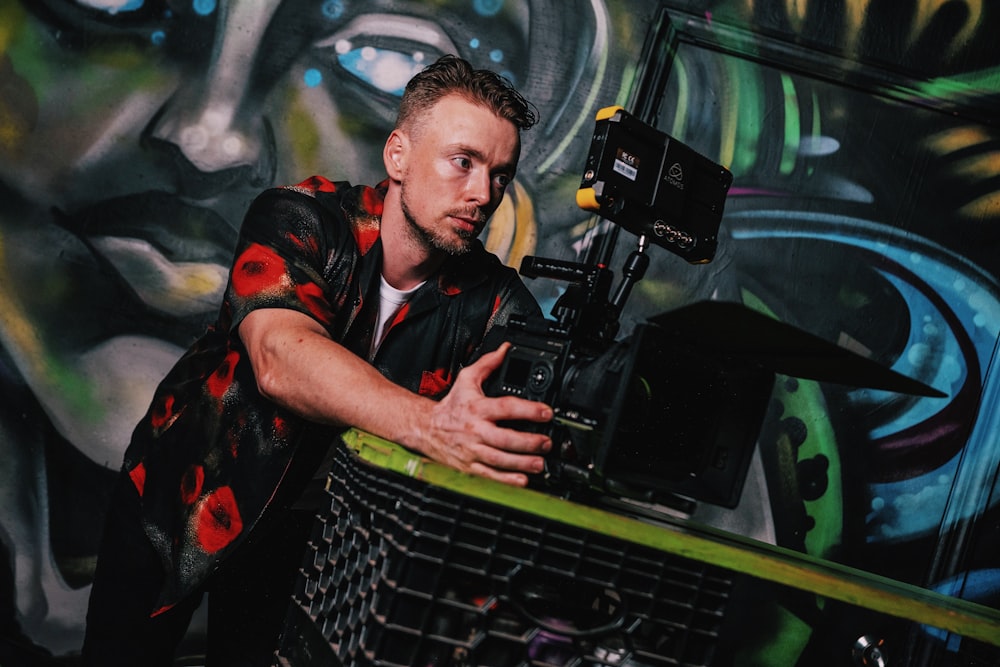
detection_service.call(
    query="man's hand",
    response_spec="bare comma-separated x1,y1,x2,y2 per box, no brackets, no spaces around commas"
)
418,343,553,487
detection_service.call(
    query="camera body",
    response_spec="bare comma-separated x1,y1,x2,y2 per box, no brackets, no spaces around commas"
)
484,311,620,493
484,258,621,489
486,305,774,510
489,317,575,406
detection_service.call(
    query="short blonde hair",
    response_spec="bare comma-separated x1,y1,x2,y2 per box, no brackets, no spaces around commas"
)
395,55,538,134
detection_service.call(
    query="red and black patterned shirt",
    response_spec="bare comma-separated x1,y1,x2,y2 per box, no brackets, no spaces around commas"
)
122,175,540,613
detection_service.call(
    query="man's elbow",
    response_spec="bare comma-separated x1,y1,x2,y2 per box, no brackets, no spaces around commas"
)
253,363,285,404
245,329,292,405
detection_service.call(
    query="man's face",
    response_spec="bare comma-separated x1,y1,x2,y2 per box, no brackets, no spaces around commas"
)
398,94,520,256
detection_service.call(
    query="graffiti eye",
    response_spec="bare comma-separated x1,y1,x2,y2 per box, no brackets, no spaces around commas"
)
335,47,428,97
310,13,458,97
68,0,216,17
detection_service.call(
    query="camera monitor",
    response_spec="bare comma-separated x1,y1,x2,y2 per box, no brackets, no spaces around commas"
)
576,106,733,264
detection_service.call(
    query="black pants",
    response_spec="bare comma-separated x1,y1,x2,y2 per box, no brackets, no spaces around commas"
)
81,472,315,666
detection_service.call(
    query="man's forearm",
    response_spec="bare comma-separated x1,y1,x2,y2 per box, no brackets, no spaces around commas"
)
240,308,432,446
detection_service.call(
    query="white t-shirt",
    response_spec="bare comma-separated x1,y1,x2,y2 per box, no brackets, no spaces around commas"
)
370,275,424,358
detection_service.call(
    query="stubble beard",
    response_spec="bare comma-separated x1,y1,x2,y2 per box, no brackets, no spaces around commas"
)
399,181,483,256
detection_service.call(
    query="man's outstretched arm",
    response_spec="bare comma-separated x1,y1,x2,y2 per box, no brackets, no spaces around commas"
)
239,307,552,487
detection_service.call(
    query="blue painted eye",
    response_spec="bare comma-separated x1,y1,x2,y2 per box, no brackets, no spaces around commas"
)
336,48,427,97
37,0,196,48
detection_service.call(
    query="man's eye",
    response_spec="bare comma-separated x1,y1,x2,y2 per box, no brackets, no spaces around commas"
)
494,174,511,188
454,157,472,169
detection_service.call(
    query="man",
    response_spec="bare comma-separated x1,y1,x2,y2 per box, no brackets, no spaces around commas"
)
82,55,552,666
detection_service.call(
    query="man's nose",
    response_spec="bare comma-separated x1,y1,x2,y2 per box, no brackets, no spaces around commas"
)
142,2,282,198
467,168,493,207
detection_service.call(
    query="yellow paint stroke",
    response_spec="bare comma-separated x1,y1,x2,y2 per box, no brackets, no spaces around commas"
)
0,233,46,370
959,191,1000,219
911,0,983,60
784,0,808,32
484,180,537,269
925,126,993,155
951,149,1000,179
286,86,324,174
0,2,26,53
842,0,871,53
0,230,99,418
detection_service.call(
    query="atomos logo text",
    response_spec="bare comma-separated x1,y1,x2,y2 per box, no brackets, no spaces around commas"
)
666,162,684,190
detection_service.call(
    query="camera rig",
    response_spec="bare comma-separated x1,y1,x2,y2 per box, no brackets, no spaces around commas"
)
484,106,943,512
484,106,756,510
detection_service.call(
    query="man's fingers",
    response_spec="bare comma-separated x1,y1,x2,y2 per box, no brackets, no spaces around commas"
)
459,341,510,385
467,465,531,487
460,434,549,482
477,394,553,425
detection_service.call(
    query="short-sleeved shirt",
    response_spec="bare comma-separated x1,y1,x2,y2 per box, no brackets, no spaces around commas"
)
122,175,541,613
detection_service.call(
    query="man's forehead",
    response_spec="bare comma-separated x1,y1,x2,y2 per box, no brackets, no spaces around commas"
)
413,96,519,153
414,93,512,129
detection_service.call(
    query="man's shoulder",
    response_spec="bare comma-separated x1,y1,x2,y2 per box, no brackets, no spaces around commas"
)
282,174,345,197
279,176,387,210
252,176,386,255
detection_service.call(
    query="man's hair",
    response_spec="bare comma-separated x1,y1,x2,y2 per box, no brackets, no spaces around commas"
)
396,55,538,134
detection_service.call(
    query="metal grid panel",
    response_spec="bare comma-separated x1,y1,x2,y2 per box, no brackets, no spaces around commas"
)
277,444,733,666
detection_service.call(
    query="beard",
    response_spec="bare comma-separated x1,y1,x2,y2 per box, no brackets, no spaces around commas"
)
399,181,485,256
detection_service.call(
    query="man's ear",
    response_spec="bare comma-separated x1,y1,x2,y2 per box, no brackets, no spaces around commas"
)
383,129,408,180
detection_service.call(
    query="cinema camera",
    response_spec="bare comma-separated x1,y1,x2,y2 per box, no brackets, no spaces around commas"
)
484,106,941,512
484,106,754,512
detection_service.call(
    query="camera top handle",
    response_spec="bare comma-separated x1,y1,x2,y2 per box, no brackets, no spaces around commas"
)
517,255,620,355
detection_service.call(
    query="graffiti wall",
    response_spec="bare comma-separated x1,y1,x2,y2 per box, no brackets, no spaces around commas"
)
634,3,1000,662
0,0,997,664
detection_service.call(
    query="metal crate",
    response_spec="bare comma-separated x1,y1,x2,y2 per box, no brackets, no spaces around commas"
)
277,442,733,666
